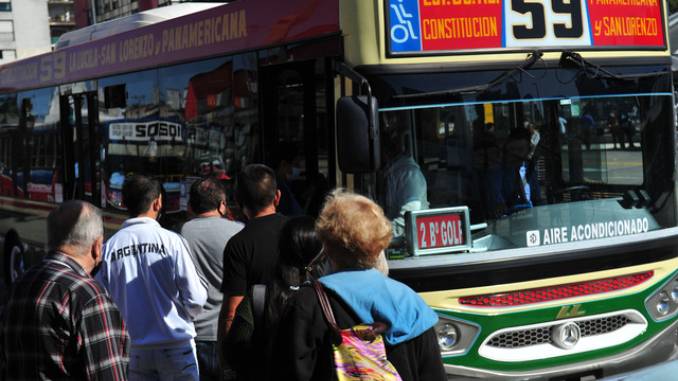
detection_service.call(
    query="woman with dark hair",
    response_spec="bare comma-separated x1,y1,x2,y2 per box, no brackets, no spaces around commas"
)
267,216,324,325
225,216,325,381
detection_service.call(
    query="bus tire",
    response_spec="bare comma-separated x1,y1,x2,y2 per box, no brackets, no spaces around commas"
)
3,233,24,286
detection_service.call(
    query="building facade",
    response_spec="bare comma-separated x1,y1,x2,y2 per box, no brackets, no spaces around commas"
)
48,0,77,44
0,0,52,64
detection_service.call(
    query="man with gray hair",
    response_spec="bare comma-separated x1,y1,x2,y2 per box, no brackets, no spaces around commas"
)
1,200,129,380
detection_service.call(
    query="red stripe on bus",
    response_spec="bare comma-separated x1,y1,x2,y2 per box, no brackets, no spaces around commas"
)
459,271,654,307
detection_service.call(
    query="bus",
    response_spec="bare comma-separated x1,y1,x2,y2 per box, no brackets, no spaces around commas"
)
0,0,676,379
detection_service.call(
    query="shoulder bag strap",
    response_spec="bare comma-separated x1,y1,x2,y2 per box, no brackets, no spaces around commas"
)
312,280,340,333
251,284,267,328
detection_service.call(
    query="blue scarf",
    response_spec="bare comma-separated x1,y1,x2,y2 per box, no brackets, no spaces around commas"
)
319,269,438,345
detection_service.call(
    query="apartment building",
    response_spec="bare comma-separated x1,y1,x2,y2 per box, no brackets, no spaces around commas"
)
0,0,52,64
49,0,78,44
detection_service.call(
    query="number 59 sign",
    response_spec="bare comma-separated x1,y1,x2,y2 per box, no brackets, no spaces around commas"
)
387,0,665,55
405,206,472,256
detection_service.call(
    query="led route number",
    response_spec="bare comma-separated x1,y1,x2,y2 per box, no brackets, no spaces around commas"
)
388,0,664,54
416,214,465,249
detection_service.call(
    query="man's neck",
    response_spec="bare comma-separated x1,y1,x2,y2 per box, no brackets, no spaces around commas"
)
197,210,221,218
57,245,92,274
135,211,158,220
252,205,276,219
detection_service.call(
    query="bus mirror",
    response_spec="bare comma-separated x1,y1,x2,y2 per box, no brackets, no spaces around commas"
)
336,95,380,173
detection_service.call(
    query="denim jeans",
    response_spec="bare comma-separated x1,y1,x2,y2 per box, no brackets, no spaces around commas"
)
195,341,220,381
129,342,198,381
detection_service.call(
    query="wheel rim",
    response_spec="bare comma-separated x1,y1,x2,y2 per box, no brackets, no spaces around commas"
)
9,245,24,283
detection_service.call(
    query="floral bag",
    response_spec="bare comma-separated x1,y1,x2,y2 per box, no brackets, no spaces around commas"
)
312,281,403,381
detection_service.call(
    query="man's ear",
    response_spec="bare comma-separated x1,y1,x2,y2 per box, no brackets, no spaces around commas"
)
274,189,282,207
218,200,229,217
153,194,163,212
91,236,104,263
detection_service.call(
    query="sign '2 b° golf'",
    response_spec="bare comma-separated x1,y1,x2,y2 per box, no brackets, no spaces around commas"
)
406,207,473,256
387,0,665,55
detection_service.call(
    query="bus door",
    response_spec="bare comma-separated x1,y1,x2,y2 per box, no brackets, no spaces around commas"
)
261,60,333,216
60,92,101,206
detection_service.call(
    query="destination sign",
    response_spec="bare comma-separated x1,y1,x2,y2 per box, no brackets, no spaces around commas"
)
0,0,339,90
387,0,665,55
406,206,472,256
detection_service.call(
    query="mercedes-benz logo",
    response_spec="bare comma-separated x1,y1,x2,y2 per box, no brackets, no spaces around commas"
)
551,322,581,350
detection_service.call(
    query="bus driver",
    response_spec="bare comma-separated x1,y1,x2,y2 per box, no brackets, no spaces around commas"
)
380,112,429,237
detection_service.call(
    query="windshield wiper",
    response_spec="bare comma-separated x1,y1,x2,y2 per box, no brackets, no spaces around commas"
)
559,51,668,80
394,50,544,100
559,51,622,80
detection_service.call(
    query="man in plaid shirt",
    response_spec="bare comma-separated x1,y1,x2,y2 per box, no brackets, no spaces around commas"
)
1,200,129,380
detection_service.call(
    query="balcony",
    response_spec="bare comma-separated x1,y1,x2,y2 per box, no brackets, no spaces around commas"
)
49,13,75,26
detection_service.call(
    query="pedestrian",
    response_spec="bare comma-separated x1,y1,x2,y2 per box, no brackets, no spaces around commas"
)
608,111,624,150
217,164,288,371
181,178,243,381
97,175,207,380
226,216,324,380
1,200,129,380
277,190,446,381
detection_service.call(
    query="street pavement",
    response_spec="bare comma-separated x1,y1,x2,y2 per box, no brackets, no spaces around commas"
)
602,359,678,380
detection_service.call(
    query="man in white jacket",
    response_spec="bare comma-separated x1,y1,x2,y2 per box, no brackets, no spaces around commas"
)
97,175,207,381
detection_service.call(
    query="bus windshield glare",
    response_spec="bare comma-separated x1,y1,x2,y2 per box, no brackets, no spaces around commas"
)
372,65,676,254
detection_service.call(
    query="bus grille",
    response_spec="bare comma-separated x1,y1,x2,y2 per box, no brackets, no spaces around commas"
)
478,310,647,362
487,315,631,348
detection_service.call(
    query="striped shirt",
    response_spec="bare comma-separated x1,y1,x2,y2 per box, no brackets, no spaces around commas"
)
1,252,129,380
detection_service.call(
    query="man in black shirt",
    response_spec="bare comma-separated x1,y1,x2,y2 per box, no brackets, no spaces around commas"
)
218,164,288,345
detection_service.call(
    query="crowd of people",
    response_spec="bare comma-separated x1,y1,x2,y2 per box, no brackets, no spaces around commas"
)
0,163,446,381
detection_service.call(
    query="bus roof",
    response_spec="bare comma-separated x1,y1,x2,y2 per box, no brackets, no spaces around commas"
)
55,3,224,50
0,0,339,92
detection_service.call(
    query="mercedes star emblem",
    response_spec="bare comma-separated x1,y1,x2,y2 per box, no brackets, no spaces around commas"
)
551,322,581,350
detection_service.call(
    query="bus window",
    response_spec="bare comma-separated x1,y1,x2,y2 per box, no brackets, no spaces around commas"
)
99,69,162,212
0,93,19,197
159,53,260,217
18,87,62,204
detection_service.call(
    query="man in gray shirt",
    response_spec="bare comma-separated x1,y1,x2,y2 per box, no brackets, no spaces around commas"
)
181,178,243,381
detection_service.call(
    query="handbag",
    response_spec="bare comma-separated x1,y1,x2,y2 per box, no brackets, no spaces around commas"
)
312,280,403,381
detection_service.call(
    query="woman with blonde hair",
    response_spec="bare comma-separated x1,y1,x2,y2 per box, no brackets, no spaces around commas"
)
276,190,445,381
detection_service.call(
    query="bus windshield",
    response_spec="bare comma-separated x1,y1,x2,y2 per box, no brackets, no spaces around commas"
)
373,65,676,253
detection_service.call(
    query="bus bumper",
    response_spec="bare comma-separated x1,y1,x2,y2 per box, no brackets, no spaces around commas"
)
444,318,678,380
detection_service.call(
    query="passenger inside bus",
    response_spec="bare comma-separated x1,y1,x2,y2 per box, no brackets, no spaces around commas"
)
502,124,532,211
379,111,429,237
473,121,504,219
273,142,304,217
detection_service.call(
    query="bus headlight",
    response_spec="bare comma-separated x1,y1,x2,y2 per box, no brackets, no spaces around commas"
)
436,323,459,351
656,292,671,316
670,282,678,303
434,316,480,356
645,273,678,321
